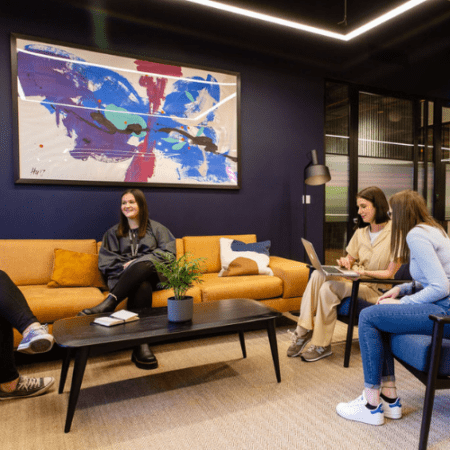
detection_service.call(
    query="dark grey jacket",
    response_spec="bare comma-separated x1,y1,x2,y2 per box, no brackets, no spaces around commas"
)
98,219,176,290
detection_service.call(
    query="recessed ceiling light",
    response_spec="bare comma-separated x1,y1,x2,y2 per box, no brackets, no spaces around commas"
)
182,0,429,41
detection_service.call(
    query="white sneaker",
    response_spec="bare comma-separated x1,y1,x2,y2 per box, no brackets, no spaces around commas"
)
336,391,384,426
381,396,402,419
17,324,54,355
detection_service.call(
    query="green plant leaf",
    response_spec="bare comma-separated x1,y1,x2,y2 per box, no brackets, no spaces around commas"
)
162,137,179,143
152,252,206,300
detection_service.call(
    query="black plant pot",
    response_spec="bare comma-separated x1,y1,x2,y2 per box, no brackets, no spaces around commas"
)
167,296,194,323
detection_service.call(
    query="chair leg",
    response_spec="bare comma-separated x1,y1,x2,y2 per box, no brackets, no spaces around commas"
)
343,322,353,368
344,279,360,368
418,320,444,450
418,384,436,450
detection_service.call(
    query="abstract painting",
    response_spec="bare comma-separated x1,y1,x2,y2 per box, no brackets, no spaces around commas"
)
11,35,240,188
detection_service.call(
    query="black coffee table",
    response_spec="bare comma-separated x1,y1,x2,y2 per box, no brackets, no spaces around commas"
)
52,298,282,432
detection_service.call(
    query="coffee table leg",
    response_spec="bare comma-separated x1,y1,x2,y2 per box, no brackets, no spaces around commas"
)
238,331,247,358
64,347,90,433
59,348,73,394
266,318,281,383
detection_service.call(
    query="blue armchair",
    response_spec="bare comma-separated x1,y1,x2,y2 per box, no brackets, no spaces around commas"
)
337,264,412,367
391,314,450,450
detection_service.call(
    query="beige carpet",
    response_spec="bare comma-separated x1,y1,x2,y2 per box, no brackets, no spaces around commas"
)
3,318,450,450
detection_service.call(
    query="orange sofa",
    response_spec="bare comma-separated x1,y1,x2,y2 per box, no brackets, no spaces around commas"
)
0,235,309,348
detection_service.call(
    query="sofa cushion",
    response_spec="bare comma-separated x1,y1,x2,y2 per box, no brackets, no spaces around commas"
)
269,256,309,299
390,334,450,376
48,248,107,289
199,273,283,302
18,285,105,323
0,239,98,285
183,235,257,273
218,238,273,277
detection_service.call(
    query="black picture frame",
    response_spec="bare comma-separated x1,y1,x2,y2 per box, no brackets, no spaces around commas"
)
11,34,241,189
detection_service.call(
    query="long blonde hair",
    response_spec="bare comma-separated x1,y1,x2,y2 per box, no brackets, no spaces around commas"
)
390,190,446,263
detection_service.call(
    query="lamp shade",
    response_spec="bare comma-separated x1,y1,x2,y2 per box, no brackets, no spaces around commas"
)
304,150,331,186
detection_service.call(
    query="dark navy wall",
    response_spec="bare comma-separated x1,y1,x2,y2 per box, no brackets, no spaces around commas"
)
0,2,326,261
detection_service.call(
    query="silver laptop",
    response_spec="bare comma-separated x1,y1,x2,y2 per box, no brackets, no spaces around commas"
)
301,238,360,278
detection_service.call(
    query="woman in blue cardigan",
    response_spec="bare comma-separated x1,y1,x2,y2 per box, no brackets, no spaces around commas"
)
336,189,450,426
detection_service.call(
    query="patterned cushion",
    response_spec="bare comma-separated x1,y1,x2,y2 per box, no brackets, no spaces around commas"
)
218,238,273,277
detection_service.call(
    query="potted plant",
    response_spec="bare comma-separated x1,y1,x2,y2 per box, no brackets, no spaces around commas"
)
153,253,206,322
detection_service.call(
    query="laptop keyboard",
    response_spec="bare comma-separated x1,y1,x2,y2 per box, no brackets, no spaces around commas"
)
322,266,344,274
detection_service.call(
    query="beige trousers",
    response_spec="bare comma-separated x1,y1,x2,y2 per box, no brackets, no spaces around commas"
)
297,270,380,347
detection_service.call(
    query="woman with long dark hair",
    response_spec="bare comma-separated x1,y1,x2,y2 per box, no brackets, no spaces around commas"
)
337,190,450,425
287,186,400,362
79,189,176,370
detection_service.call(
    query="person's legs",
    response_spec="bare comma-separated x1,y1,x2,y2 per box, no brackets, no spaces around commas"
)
0,270,37,333
359,302,449,390
113,262,158,370
0,272,54,398
287,271,326,357
0,316,20,385
337,302,450,425
112,261,156,304
302,282,380,362
79,261,156,316
126,271,159,311
296,270,327,332
0,270,54,355
310,282,378,347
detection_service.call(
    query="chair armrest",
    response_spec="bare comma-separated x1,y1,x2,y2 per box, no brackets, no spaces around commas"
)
358,278,410,285
269,256,310,298
429,314,450,324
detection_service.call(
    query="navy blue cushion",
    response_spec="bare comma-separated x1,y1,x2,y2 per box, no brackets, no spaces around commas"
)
230,240,271,256
391,334,450,376
337,297,373,316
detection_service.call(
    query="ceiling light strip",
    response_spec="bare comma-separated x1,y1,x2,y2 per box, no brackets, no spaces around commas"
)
183,0,347,40
345,0,429,40
182,0,429,41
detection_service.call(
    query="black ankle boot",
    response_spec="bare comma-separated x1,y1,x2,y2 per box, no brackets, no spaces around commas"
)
78,294,118,316
131,344,158,370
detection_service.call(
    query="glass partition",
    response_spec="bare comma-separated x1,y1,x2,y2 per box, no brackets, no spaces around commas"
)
324,82,349,264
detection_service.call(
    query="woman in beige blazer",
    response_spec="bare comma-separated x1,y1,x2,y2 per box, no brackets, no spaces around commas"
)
287,186,400,362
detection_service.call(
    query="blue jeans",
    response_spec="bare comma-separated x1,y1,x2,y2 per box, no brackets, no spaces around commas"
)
358,301,450,389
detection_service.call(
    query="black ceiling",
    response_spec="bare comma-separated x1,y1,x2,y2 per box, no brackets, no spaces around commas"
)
6,0,450,89
54,0,450,71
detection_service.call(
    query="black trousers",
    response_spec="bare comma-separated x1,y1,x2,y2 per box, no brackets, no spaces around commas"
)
0,270,38,384
110,261,159,311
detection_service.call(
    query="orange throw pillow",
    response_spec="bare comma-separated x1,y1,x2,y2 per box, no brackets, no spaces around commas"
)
48,248,107,289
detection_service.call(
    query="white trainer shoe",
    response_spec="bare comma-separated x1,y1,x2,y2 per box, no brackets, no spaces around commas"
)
381,396,402,419
336,391,384,426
